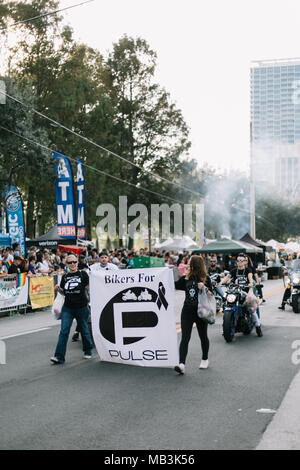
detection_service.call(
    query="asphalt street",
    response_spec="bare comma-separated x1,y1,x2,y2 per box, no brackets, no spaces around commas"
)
0,279,300,450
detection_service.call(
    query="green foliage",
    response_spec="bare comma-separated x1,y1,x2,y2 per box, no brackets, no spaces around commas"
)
0,4,193,243
0,77,54,237
255,195,299,242
4,3,299,245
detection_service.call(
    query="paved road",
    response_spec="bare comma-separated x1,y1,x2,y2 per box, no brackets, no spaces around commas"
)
0,279,300,450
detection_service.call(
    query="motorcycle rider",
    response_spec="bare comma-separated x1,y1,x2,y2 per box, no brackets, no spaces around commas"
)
244,255,262,321
221,253,263,337
208,258,226,300
278,258,300,310
278,287,291,310
244,255,265,303
208,257,222,275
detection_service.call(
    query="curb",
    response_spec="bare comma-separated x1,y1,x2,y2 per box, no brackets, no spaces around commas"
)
256,369,300,450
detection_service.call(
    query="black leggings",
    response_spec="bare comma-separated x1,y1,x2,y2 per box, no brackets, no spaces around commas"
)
179,306,209,364
282,287,291,303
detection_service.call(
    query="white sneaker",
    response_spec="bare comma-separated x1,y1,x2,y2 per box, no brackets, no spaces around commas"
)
174,363,185,375
83,354,92,359
50,356,62,365
199,359,209,369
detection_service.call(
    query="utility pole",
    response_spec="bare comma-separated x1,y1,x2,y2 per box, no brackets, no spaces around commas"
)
250,122,256,238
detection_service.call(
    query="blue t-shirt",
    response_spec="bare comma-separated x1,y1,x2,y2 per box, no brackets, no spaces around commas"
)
28,263,36,274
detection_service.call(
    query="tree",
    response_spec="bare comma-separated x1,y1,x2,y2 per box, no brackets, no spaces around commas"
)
106,36,190,183
1,1,112,237
1,6,194,244
0,77,53,237
102,35,192,244
255,195,297,242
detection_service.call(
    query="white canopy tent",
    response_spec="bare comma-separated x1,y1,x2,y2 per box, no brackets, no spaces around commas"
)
153,235,200,252
152,238,174,250
285,241,300,253
266,239,286,251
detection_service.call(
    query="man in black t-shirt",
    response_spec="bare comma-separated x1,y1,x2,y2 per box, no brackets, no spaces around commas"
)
208,258,222,276
60,269,89,308
70,255,89,342
229,265,253,289
221,254,254,289
50,254,93,364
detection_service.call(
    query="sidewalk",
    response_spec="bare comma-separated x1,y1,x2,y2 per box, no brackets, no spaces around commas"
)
255,278,300,450
256,371,300,450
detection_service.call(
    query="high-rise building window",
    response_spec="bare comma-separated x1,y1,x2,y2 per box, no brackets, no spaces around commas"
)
251,59,300,194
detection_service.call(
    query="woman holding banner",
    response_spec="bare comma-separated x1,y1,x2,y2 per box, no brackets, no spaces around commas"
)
174,255,213,375
50,253,93,364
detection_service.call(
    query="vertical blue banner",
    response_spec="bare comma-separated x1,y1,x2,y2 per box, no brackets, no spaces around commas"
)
53,152,76,239
5,186,26,257
76,158,86,239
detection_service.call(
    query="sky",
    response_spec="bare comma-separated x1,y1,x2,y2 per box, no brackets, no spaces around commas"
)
59,0,300,173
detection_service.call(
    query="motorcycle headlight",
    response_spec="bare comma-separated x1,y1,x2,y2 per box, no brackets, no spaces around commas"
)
227,294,236,303
293,277,300,284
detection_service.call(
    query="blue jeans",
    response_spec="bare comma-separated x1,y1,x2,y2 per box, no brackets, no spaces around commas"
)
215,285,225,299
54,305,93,363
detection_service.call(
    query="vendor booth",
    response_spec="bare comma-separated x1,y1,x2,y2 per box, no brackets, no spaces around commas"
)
0,233,11,248
58,244,86,256
192,238,263,272
193,238,263,255
239,233,268,263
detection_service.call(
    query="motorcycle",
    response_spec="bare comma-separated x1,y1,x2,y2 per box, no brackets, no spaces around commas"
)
283,261,300,313
222,283,259,342
210,272,225,313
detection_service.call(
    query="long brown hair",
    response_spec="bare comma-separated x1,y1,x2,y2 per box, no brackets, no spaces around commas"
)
185,255,207,282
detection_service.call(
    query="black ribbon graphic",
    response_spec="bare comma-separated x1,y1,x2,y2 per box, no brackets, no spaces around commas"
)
156,282,168,310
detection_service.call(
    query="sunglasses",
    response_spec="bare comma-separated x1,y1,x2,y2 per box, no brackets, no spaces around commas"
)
237,259,245,262
67,260,78,265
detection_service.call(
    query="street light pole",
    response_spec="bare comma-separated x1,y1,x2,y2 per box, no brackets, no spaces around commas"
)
250,122,256,238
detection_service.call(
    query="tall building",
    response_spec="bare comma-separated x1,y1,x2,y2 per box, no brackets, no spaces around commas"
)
250,58,300,198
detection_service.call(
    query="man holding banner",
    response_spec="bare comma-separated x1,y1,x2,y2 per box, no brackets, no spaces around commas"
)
51,253,93,365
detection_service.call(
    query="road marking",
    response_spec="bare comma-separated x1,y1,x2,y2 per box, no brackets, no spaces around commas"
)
264,286,285,299
0,327,51,340
256,408,277,414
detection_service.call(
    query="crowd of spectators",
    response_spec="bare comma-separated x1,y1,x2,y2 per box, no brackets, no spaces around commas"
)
103,248,193,274
0,244,197,277
0,242,247,279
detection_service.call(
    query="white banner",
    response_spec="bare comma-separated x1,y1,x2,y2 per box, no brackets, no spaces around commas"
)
0,276,28,309
90,268,179,367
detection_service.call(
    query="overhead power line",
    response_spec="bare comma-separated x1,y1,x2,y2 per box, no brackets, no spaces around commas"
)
0,125,189,205
0,89,204,199
0,0,96,31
